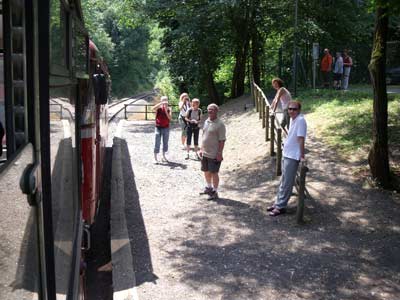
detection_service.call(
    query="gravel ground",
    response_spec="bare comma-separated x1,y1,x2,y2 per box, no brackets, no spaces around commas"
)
117,95,400,300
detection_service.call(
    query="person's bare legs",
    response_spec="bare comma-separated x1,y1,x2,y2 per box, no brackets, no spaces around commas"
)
204,171,212,186
181,135,186,149
211,172,219,190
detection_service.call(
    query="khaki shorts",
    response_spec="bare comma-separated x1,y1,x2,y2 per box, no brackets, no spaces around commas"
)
201,156,221,173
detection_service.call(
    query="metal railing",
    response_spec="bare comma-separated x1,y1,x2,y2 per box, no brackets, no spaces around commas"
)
123,104,180,121
252,81,309,224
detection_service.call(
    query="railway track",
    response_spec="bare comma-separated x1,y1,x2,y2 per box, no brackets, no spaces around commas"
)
108,91,156,123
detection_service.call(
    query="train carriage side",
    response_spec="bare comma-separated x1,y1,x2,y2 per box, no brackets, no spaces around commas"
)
0,0,105,299
81,39,109,225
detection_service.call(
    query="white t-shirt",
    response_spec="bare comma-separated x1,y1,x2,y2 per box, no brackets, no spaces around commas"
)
278,87,292,110
283,114,307,161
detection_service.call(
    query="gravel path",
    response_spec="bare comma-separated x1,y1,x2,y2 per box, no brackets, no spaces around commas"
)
117,95,400,300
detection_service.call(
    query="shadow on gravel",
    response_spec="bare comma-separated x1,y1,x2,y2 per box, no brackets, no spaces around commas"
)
87,147,113,300
169,196,400,299
159,161,187,170
120,140,158,286
223,157,275,192
166,149,400,298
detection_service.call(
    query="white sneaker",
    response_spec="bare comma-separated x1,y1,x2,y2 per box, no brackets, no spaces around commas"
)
153,154,159,164
185,153,189,160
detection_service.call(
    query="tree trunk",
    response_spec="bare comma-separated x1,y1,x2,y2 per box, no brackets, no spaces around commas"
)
231,39,249,98
205,70,220,105
251,28,262,86
368,2,391,187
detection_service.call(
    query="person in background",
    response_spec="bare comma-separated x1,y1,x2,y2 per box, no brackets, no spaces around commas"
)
178,93,191,149
271,78,292,129
333,52,344,90
342,49,353,90
152,96,172,164
267,100,307,216
320,48,333,88
185,98,202,160
200,104,226,200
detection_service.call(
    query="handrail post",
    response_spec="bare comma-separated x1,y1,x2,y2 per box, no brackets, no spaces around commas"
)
265,105,270,141
251,82,255,105
262,99,266,127
276,128,282,175
145,105,148,120
124,104,127,120
256,89,259,113
296,162,308,224
259,94,263,120
270,114,275,156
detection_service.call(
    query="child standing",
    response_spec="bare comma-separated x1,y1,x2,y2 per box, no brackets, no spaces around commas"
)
185,98,202,160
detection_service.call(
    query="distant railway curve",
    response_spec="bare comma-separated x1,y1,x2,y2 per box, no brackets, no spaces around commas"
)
108,92,156,123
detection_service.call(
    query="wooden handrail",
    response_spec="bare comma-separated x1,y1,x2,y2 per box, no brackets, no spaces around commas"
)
251,81,309,224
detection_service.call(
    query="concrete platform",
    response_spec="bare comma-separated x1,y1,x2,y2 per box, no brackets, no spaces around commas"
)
110,134,138,300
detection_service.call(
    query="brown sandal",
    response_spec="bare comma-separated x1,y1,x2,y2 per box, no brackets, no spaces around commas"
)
269,208,286,217
267,205,276,212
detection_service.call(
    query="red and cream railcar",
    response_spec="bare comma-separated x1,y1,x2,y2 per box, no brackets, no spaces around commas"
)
81,40,109,224
0,0,109,298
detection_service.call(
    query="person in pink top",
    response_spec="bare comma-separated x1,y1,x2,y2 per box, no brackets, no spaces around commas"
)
271,78,292,129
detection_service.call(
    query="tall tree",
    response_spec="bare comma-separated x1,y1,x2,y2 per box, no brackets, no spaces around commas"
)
368,0,390,187
368,0,400,187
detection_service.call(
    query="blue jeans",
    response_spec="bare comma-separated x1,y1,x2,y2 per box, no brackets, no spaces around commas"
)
154,126,170,154
275,157,299,209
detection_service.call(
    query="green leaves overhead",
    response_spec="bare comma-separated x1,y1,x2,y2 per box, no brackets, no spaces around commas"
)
80,0,399,99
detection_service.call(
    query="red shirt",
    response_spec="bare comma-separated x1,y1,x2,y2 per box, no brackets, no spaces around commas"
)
156,107,170,128
321,54,333,72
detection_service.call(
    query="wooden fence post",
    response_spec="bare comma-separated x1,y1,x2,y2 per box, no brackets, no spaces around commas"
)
276,128,282,176
261,99,266,127
251,82,255,106
270,115,275,156
124,104,127,120
265,105,270,141
145,105,148,120
296,163,309,224
256,89,259,113
259,95,263,120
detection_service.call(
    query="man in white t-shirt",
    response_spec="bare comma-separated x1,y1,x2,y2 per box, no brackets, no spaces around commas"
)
268,100,307,216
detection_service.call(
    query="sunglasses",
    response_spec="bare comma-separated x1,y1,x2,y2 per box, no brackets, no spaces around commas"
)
288,107,299,111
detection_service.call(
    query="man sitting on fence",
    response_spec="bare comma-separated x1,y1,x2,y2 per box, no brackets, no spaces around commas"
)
268,100,307,217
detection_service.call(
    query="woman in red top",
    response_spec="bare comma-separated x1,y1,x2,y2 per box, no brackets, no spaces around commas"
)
152,96,172,164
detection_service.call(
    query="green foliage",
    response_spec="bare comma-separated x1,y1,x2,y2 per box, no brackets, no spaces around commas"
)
298,87,400,157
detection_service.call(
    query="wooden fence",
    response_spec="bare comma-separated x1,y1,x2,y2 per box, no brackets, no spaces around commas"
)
124,104,180,121
251,81,309,224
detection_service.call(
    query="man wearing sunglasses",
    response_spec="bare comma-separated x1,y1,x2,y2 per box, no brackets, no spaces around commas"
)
268,101,307,216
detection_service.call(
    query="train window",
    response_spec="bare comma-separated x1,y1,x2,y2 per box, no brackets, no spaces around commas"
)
50,0,68,74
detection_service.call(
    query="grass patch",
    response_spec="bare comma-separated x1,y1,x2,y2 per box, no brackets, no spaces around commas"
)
296,88,400,161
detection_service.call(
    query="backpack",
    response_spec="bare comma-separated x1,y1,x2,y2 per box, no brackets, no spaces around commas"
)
187,108,202,128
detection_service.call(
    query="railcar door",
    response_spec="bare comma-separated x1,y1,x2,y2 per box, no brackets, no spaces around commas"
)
0,0,45,299
1,0,86,299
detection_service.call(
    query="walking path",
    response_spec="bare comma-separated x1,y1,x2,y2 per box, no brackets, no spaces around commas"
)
111,95,400,300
